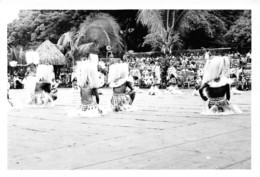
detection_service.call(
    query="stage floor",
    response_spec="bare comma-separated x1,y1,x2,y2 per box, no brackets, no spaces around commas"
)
8,88,251,169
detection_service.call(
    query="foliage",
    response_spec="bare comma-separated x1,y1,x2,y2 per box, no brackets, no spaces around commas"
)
209,10,244,29
7,10,251,56
181,10,228,49
7,10,93,50
75,13,123,54
137,10,188,54
225,10,251,50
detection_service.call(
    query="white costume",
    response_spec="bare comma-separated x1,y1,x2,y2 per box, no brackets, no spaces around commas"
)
108,63,137,112
28,65,58,107
200,57,242,115
68,60,106,117
89,53,99,68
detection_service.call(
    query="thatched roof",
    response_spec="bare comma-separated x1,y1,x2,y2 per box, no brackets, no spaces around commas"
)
36,40,66,65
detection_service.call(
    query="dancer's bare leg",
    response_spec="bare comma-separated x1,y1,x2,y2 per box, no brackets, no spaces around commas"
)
129,92,136,105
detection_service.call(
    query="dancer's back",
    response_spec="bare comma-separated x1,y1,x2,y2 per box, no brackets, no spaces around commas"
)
207,84,230,99
80,86,95,105
112,82,130,94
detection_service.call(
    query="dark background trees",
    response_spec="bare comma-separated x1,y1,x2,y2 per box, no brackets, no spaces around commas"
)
7,9,251,54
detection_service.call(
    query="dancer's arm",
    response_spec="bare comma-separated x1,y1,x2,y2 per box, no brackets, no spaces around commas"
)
199,83,208,101
226,84,230,101
93,88,100,104
126,81,135,95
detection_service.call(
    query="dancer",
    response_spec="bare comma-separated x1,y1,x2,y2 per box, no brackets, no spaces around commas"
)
71,66,79,91
192,76,202,96
22,51,40,101
148,61,161,95
68,59,104,117
230,68,242,95
12,70,23,89
108,62,136,112
199,56,242,115
166,64,183,94
130,64,142,93
141,66,150,88
23,63,38,98
203,48,211,62
28,65,58,106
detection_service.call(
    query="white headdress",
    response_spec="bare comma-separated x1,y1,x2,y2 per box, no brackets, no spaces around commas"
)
88,53,99,67
222,56,231,78
202,56,232,86
76,60,99,88
108,63,129,87
36,65,54,83
26,51,40,64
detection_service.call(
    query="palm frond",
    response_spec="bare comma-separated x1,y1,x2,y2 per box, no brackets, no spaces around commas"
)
142,33,165,50
137,10,188,53
169,33,183,50
137,10,166,36
75,13,123,54
57,32,71,49
160,10,175,31
173,10,189,31
73,42,100,59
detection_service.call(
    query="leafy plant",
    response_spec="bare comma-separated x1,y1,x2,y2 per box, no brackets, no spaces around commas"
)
225,10,251,49
137,10,189,54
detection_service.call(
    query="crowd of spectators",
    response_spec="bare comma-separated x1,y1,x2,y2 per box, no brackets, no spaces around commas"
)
8,50,252,91
120,50,252,90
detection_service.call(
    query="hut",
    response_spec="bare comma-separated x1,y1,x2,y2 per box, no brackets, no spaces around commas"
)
36,40,67,80
36,40,66,65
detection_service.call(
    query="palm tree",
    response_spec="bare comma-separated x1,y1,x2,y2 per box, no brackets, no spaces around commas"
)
56,27,77,55
137,10,189,54
74,13,124,58
56,13,123,66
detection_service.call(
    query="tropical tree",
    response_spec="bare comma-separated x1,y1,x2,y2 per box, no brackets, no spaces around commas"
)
181,10,228,49
225,10,251,51
56,27,77,55
137,10,189,54
74,13,123,58
7,10,93,50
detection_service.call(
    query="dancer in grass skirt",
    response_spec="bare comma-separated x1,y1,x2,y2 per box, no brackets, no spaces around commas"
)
130,65,142,93
68,59,104,117
148,61,161,95
108,62,136,112
166,64,183,95
22,63,38,100
192,76,202,96
199,56,242,115
28,64,58,107
230,68,242,95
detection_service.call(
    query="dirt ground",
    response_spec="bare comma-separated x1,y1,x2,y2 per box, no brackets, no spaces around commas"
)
8,88,251,169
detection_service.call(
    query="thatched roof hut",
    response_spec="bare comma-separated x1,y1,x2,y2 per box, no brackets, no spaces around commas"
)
36,40,66,65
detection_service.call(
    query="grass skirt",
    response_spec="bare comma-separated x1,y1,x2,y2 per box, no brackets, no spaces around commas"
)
68,102,103,117
28,91,54,107
201,97,242,115
111,93,137,112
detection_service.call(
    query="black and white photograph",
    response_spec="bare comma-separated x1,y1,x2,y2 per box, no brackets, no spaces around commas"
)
1,0,260,175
